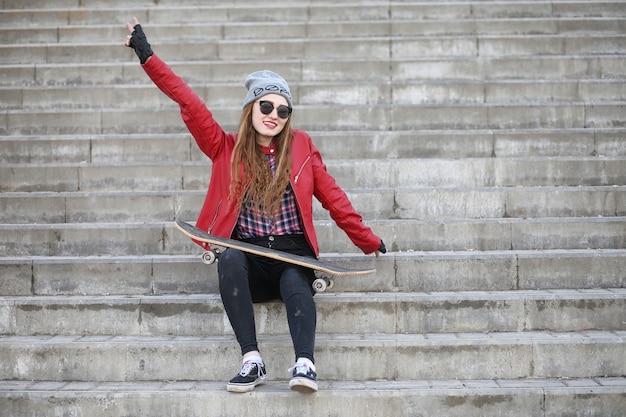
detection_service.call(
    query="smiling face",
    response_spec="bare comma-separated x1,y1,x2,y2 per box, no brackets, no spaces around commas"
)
251,93,291,146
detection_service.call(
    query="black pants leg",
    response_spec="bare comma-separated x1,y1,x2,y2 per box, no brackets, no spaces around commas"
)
217,248,259,355
280,265,317,363
217,238,317,362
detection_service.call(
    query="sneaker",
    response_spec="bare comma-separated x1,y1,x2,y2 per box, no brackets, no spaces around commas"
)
226,360,266,393
288,361,318,393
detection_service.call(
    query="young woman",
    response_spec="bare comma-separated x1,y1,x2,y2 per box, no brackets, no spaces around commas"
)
125,17,386,394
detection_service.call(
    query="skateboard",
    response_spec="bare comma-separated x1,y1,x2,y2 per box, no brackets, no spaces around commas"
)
175,220,375,292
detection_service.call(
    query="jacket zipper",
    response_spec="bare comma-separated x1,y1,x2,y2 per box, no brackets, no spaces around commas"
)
294,155,311,184
207,200,222,234
290,155,318,257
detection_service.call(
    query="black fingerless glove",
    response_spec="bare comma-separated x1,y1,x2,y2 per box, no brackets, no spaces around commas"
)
378,240,387,254
127,24,153,64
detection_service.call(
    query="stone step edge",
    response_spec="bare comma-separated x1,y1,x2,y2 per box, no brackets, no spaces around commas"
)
4,16,624,28
1,127,624,139
3,185,626,198
2,0,625,9
4,100,626,111
4,77,624,89
2,217,625,230
2,288,624,305
2,330,624,345
5,53,626,63
1,379,624,417
2,1,625,12
3,54,625,73
0,377,624,395
3,32,624,48
3,248,625,263
3,155,626,168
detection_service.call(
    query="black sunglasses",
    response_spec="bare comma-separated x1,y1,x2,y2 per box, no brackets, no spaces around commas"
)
259,100,292,119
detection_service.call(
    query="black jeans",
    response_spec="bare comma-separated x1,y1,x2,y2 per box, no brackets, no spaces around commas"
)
217,234,317,363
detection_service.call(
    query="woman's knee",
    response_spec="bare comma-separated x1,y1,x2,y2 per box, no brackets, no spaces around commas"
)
219,247,247,264
217,249,249,290
280,267,315,299
218,249,247,274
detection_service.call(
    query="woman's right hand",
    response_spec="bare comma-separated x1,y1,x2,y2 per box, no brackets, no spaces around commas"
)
125,17,153,64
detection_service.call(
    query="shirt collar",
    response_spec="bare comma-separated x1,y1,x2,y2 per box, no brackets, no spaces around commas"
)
259,141,276,155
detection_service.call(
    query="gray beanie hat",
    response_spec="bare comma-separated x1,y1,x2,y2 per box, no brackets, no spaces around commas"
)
242,70,293,109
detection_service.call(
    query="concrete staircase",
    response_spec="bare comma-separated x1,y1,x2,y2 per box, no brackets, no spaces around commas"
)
1,0,625,415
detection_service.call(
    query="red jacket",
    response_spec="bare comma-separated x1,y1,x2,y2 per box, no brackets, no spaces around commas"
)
142,55,381,256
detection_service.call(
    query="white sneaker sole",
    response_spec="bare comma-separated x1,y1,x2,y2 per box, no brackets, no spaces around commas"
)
289,377,318,393
227,378,264,393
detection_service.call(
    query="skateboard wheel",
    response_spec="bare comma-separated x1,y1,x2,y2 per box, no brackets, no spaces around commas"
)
312,278,327,293
326,279,334,290
201,250,217,265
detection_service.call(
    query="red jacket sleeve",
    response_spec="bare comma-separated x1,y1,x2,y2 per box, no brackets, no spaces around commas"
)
141,54,226,160
141,54,239,246
309,142,382,254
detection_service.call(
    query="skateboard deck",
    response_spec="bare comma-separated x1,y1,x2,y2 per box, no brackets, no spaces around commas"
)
175,220,375,291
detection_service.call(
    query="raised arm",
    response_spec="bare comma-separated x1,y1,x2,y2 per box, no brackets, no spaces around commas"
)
124,17,228,160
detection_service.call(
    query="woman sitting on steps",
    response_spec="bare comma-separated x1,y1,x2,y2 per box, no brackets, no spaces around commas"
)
125,17,386,394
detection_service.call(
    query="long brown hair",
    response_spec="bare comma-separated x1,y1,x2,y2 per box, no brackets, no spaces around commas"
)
229,102,293,215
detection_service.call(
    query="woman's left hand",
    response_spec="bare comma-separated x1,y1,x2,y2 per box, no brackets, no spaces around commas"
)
125,16,153,64
374,240,387,257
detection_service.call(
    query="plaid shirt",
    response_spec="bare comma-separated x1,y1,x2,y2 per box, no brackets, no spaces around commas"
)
236,152,304,239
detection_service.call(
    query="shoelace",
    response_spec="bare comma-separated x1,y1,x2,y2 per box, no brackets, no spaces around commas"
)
288,363,310,375
239,361,262,377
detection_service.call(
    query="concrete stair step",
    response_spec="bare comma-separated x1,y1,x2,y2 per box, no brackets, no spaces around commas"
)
1,218,625,256
2,130,625,163
1,186,624,224
2,249,623,296
2,101,623,134
385,186,625,220
2,1,625,23
1,331,623,381
1,378,624,417
3,56,624,87
331,217,626,252
393,55,626,82
2,289,623,336
2,34,625,65
0,5,387,27
2,157,623,192
326,157,626,189
3,79,625,110
3,17,625,46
